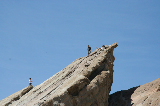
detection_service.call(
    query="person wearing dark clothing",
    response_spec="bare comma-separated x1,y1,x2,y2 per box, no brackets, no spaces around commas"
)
88,45,91,56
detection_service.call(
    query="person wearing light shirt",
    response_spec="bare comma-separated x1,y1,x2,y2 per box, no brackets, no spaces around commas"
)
101,45,105,50
29,78,32,85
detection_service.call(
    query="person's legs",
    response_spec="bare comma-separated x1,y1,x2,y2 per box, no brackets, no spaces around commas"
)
88,50,91,56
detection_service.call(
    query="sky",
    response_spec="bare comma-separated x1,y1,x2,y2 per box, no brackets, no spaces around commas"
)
0,0,160,100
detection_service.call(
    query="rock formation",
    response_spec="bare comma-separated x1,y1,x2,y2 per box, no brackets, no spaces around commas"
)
108,78,160,106
0,85,33,106
0,43,118,106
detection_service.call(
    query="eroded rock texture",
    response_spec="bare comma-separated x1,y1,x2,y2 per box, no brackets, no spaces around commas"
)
0,85,33,106
108,78,160,106
0,43,118,106
131,78,160,106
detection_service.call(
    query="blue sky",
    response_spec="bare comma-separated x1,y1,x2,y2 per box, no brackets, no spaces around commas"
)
0,0,160,100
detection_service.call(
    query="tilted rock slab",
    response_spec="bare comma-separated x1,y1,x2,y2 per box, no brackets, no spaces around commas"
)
131,78,160,106
0,43,118,106
0,85,33,106
108,78,160,106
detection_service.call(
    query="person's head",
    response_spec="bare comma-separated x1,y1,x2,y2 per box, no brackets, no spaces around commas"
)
29,78,31,80
88,45,89,47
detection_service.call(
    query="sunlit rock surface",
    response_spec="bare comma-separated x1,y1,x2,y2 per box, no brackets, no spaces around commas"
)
109,78,160,106
0,43,118,106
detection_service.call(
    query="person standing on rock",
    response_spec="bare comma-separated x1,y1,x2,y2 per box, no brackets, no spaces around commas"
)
29,78,32,85
88,45,91,56
101,45,105,50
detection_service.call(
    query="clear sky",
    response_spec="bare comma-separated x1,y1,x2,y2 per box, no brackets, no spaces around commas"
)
0,0,160,100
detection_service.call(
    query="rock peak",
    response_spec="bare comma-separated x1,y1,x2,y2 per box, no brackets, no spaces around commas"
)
0,43,118,106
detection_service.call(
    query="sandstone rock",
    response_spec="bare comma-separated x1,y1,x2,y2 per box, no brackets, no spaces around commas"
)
108,78,160,106
108,87,139,106
0,85,33,106
131,78,160,106
0,43,118,106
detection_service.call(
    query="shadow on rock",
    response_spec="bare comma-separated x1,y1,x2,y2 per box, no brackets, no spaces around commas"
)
108,86,139,106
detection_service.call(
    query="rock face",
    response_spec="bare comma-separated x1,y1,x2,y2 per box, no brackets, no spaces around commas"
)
108,78,160,106
0,85,33,106
0,43,118,106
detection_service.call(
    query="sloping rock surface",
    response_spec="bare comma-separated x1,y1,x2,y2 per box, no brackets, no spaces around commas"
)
108,78,160,106
0,43,118,106
131,78,160,106
0,85,33,106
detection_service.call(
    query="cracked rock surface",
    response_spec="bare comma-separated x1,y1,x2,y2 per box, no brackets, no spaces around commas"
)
0,43,118,106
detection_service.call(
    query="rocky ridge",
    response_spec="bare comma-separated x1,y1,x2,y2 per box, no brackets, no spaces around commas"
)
0,43,118,106
0,85,33,106
108,78,160,106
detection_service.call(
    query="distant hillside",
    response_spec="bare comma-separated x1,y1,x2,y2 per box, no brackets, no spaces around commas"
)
109,78,160,106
